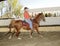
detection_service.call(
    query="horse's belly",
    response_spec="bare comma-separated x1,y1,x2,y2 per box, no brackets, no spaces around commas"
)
22,26,30,30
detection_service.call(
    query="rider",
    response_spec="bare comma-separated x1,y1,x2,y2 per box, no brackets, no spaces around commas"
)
24,7,33,30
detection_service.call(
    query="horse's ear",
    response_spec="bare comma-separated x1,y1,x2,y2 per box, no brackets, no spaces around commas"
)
38,13,41,15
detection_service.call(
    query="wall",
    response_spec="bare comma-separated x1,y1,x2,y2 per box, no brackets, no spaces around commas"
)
0,17,60,26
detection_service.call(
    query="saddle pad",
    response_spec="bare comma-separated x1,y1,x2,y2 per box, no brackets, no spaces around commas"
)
22,21,29,26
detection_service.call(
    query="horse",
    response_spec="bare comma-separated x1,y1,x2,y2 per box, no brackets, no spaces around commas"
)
6,13,45,39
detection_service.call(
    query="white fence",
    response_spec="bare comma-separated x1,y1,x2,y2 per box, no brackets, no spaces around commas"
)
0,17,60,26
40,17,60,26
0,19,11,26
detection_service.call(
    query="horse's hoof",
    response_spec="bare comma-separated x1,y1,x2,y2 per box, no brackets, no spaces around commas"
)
18,37,22,40
8,36,12,39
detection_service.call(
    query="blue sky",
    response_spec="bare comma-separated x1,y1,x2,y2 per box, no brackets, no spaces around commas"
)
20,0,60,9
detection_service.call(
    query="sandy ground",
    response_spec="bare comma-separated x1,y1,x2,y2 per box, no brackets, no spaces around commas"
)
0,31,60,46
0,26,60,46
0,26,60,32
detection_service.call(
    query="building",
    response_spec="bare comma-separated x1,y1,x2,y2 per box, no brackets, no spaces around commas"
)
29,7,60,17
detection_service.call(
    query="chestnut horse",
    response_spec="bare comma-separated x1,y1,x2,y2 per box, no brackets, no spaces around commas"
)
6,13,45,39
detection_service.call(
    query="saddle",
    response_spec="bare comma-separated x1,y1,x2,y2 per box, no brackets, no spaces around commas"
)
22,20,29,26
14,20,29,26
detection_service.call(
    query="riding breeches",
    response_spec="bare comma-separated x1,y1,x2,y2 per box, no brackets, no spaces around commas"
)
25,19,33,29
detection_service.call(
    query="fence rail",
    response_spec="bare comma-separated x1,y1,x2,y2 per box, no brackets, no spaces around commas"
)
0,17,60,27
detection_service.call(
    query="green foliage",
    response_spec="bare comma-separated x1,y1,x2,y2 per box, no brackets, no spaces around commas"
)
45,13,52,17
13,5,22,16
7,0,23,17
45,13,48,17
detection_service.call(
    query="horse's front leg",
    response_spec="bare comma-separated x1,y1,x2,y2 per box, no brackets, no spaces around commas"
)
35,27,43,37
35,27,40,34
30,29,33,38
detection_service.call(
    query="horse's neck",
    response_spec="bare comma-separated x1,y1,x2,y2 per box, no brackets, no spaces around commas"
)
32,15,41,24
32,18,40,24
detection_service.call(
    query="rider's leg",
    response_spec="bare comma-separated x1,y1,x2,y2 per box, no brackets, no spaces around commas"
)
25,19,33,38
25,19,33,29
28,20,33,29
28,19,33,38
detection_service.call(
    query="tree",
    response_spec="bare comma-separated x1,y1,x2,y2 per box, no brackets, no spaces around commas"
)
0,1,5,18
13,5,22,15
54,13,56,17
45,13,48,17
7,0,22,17
48,13,52,17
7,0,19,11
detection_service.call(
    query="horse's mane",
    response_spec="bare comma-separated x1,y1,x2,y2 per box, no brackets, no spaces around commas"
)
32,13,43,24
33,13,43,20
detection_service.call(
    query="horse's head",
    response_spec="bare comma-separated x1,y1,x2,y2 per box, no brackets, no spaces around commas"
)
38,13,45,22
33,13,45,24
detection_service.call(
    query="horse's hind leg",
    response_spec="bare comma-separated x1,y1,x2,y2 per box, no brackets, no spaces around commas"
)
8,29,15,39
15,29,20,37
15,27,21,39
5,27,11,36
0,27,11,39
11,28,16,38
16,31,21,39
5,24,12,35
